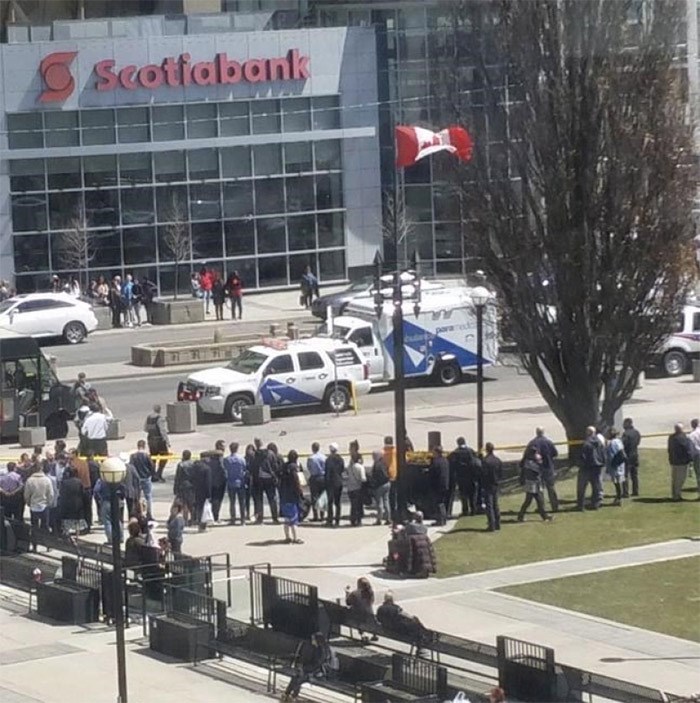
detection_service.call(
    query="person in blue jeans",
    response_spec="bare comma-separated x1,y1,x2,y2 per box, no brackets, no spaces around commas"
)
224,441,248,525
130,439,155,519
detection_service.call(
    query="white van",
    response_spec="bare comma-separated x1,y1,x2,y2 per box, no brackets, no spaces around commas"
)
655,303,700,376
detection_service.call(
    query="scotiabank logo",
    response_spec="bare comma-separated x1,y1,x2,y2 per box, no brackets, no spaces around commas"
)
95,49,310,91
39,51,78,102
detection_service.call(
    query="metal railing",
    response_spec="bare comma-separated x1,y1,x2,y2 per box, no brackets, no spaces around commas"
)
391,653,448,697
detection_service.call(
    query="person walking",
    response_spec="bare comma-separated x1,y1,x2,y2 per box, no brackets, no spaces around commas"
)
622,417,642,497
251,438,279,524
279,450,304,544
523,427,559,512
517,448,552,522
306,442,326,522
449,437,481,517
224,442,248,525
212,275,225,321
346,441,366,527
689,418,700,499
130,439,155,519
225,269,244,320
383,436,398,521
300,265,319,308
24,467,54,550
429,446,450,526
369,449,391,526
668,423,694,501
605,428,627,506
324,443,345,527
577,426,606,511
144,404,170,482
481,442,503,531
173,449,195,525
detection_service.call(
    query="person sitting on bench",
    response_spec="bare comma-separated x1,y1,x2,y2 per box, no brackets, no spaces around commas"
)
376,591,429,655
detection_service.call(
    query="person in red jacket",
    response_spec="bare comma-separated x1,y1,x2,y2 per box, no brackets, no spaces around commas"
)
199,267,213,315
225,270,244,320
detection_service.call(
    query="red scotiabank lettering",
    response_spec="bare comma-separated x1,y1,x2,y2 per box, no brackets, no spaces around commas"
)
95,49,310,91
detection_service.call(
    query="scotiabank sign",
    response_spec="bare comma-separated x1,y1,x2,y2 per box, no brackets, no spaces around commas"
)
38,48,310,102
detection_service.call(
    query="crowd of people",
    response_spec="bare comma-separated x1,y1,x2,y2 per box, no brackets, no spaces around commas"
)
190,267,244,321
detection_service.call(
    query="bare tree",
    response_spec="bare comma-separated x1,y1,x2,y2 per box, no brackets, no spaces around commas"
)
439,0,696,455
56,211,95,293
161,194,191,300
383,187,415,266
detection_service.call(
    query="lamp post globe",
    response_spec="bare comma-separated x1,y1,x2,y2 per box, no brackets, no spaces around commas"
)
471,285,491,308
100,455,127,484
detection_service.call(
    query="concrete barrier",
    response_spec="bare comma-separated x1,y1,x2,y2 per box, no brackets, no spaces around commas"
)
693,359,700,383
106,418,125,440
241,404,271,425
167,402,197,433
19,427,46,448
93,305,112,331
151,299,205,325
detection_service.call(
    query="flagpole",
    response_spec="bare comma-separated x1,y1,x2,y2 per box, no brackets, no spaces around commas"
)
393,159,408,522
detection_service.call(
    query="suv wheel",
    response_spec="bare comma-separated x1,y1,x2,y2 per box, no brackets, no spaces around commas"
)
225,393,253,422
436,361,461,386
325,384,351,413
63,321,87,344
663,350,688,377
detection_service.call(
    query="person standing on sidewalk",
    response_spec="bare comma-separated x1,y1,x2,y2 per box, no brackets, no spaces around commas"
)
346,441,366,527
369,450,391,526
622,417,641,497
325,443,345,527
668,423,694,501
225,270,244,320
429,446,450,526
24,467,54,551
144,404,170,482
306,442,326,522
81,405,109,457
224,442,248,525
383,436,398,521
279,450,304,544
130,439,155,519
522,427,559,512
199,266,213,315
251,438,279,524
605,428,627,507
481,443,503,531
205,440,227,523
212,275,225,321
517,448,552,523
689,418,700,499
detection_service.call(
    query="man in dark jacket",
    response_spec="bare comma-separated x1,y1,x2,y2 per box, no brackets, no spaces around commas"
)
144,404,170,482
251,438,279,524
668,423,694,501
202,440,227,523
130,439,154,518
324,443,345,527
376,592,427,650
622,417,641,497
481,442,503,531
449,437,481,517
577,426,606,510
523,427,559,512
429,446,450,526
191,458,212,532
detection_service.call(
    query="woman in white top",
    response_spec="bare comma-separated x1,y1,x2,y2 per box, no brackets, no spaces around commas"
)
606,428,627,506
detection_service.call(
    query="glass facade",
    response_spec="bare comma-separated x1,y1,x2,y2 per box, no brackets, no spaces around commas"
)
8,98,346,294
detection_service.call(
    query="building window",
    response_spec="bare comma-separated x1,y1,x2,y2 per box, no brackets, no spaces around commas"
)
253,144,282,176
252,99,280,134
255,179,285,216
285,143,313,173
153,105,185,141
221,146,252,178
187,102,218,139
81,109,116,146
154,151,186,183
312,96,340,130
10,160,45,192
45,111,79,148
8,113,43,149
282,98,311,132
219,101,250,136
117,107,150,143
257,217,286,254
225,220,255,256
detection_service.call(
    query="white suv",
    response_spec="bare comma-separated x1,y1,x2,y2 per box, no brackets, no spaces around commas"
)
177,337,372,421
0,293,98,344
655,303,700,376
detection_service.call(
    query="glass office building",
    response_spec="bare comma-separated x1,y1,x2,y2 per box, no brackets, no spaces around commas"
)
0,18,381,293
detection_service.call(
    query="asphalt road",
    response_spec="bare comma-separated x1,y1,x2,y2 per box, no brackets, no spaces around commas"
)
97,364,534,434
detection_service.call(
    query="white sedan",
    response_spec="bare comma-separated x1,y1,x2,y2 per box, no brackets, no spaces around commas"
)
0,293,98,344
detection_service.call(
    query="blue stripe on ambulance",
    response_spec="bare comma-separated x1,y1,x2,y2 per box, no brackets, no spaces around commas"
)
259,379,321,406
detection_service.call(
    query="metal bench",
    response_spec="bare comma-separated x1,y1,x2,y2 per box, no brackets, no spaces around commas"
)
361,653,448,702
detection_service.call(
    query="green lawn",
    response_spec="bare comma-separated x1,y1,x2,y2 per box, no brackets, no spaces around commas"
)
434,449,700,577
498,557,700,642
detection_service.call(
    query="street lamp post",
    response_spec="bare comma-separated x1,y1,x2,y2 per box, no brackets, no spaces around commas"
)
373,250,421,520
100,456,128,703
471,286,490,454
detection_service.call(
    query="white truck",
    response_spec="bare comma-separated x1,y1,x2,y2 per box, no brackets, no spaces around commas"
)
321,285,499,386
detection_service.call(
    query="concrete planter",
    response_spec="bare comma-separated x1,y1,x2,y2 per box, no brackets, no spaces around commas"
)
241,404,271,425
106,418,125,440
151,299,205,325
166,401,197,434
19,426,46,448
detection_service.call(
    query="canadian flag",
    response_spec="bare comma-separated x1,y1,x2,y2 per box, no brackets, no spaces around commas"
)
395,124,473,168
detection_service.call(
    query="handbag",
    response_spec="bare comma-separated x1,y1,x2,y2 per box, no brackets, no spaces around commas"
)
315,490,328,512
297,469,308,488
201,499,214,524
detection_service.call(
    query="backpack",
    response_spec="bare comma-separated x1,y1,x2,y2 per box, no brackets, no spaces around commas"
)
370,460,390,489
